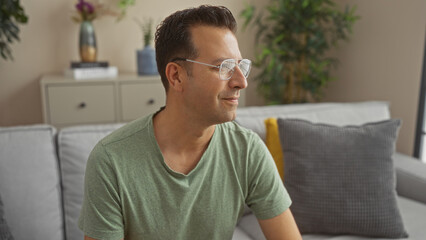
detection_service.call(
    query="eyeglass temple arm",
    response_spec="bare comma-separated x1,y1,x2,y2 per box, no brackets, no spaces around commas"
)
170,57,220,68
184,59,220,68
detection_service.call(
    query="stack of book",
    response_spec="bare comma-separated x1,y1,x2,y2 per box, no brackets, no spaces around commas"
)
64,61,118,80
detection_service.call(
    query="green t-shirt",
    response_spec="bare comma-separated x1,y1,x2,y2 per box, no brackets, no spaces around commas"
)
78,114,291,240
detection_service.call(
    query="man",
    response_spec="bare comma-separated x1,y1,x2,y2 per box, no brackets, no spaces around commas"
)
79,5,301,240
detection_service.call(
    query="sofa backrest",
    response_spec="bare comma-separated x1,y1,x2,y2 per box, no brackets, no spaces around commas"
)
57,123,124,240
235,101,391,141
0,125,64,240
0,101,392,240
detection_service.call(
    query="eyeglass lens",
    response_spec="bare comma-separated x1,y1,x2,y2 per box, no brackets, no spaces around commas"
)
219,59,251,80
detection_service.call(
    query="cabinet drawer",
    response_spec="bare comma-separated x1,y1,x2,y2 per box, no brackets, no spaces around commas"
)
47,84,115,125
120,82,165,121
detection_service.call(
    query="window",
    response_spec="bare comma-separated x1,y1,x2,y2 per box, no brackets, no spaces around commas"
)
414,35,426,163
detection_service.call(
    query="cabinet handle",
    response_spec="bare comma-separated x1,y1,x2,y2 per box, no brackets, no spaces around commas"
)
79,102,87,108
147,99,155,105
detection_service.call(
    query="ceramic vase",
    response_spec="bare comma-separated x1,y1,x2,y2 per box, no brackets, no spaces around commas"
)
137,45,158,75
79,21,97,62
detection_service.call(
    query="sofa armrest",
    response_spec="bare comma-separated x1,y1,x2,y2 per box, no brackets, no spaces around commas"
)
394,152,426,204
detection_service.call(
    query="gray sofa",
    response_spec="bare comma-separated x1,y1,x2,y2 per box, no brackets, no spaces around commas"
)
0,101,425,240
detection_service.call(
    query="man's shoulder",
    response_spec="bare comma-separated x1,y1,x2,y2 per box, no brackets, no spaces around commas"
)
100,114,152,147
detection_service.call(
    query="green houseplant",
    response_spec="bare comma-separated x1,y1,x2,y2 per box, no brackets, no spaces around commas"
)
241,0,359,104
0,0,28,61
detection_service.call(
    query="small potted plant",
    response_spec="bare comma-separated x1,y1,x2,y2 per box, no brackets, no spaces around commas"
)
135,17,158,75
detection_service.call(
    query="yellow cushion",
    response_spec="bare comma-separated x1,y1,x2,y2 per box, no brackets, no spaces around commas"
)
264,118,284,180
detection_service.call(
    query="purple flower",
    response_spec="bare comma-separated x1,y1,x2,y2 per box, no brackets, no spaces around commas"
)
75,0,94,14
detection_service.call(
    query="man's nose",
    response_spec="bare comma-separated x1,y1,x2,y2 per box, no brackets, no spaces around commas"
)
228,66,248,89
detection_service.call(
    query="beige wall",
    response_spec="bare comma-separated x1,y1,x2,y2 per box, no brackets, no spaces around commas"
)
323,0,426,155
1,0,425,155
0,0,265,126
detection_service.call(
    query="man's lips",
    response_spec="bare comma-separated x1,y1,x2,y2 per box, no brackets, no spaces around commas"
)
222,96,239,103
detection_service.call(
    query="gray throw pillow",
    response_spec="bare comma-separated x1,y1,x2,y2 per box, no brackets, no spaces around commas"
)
277,118,408,238
0,194,14,240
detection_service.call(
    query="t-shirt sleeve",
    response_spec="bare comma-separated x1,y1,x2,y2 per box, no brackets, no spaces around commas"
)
245,135,292,220
78,142,125,240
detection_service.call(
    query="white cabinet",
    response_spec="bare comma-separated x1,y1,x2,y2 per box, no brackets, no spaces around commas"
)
120,82,165,122
40,74,165,127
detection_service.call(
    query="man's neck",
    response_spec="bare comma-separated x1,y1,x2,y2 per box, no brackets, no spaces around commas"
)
152,107,216,174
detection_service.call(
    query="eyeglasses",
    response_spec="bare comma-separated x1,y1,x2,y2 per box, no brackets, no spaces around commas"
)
172,58,252,80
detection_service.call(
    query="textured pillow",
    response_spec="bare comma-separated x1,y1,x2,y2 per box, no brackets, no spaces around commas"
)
264,118,284,180
278,118,408,238
0,193,14,240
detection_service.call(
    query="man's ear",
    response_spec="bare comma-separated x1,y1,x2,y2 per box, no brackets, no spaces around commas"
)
165,62,185,92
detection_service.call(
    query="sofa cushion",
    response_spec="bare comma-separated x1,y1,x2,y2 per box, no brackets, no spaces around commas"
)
232,227,253,240
0,125,64,240
0,193,14,240
236,101,390,141
394,152,426,204
237,212,265,240
302,196,426,240
237,195,424,240
57,123,124,240
277,119,408,238
396,196,426,240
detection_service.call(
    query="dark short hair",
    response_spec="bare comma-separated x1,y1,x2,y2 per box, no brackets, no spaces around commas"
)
154,5,237,91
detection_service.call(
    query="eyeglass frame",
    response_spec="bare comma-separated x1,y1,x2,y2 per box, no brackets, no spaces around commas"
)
171,57,252,80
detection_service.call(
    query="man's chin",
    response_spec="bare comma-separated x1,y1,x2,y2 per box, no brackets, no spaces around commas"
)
230,112,237,121
221,111,237,123
210,106,238,124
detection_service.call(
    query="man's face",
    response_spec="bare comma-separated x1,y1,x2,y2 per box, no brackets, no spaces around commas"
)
181,25,248,125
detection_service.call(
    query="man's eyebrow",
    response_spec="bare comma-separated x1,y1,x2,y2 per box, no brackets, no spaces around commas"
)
211,57,243,65
211,58,226,65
